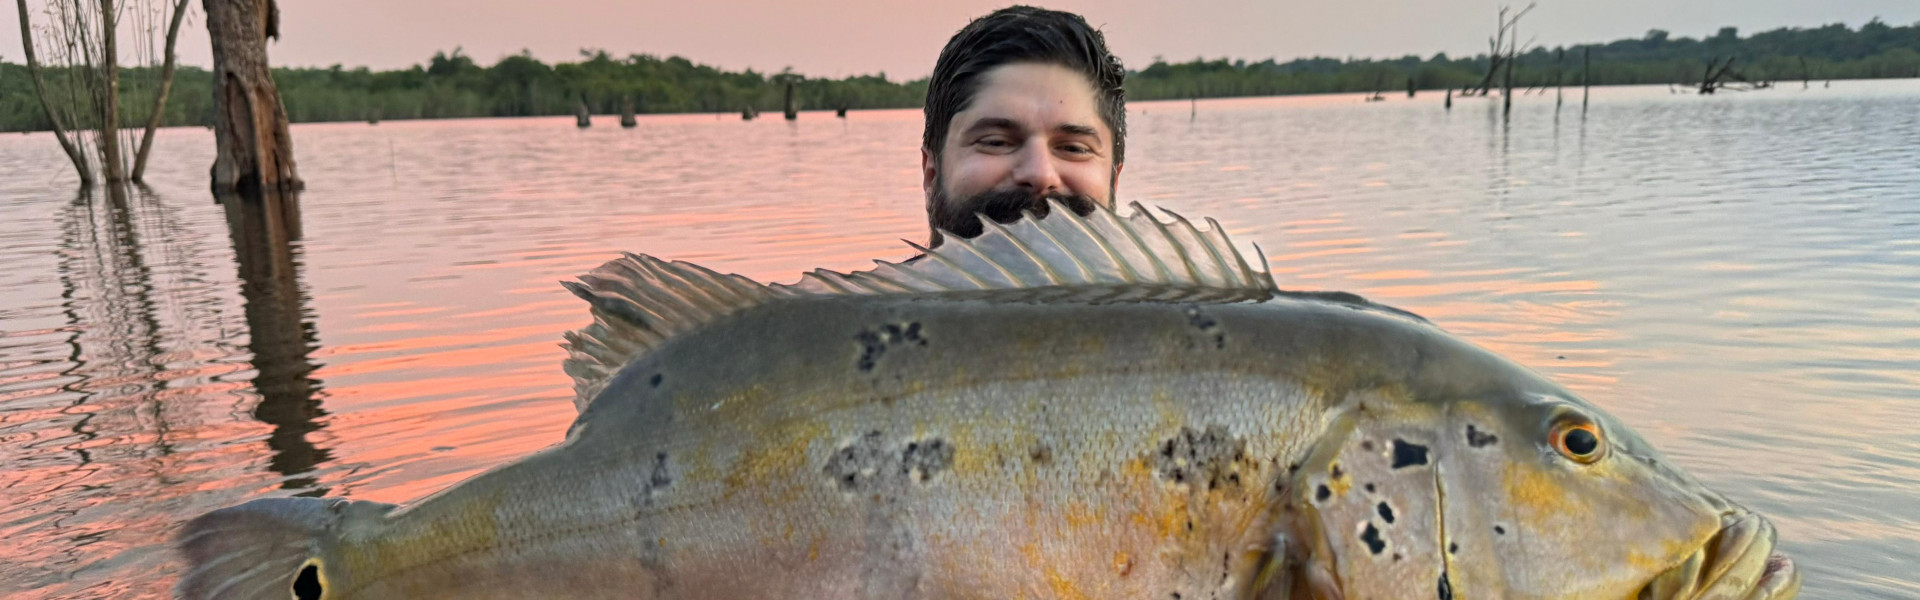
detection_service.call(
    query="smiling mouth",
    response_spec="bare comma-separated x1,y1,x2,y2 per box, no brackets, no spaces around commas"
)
1638,509,1800,600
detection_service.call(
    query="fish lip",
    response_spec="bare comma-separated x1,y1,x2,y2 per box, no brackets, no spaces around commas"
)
1636,508,1801,600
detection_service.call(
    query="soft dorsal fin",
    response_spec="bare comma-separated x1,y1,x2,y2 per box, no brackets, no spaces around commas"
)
561,200,1276,410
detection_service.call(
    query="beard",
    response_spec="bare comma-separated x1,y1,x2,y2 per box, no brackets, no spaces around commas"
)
927,179,1099,247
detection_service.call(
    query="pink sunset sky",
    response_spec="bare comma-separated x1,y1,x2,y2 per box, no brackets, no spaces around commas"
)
6,0,1917,78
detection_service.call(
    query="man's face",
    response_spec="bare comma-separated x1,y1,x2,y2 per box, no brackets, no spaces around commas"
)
924,62,1121,243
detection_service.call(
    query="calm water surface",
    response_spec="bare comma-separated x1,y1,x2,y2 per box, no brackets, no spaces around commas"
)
3,82,1918,598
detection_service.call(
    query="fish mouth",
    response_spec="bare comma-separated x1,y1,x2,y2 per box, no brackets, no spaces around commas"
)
1637,508,1800,600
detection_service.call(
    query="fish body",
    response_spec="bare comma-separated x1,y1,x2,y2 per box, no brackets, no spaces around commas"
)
177,203,1799,600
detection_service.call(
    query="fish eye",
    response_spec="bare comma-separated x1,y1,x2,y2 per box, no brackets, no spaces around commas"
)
292,558,324,600
1550,419,1605,464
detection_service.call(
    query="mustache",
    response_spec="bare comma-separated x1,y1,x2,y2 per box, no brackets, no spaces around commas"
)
931,189,1098,244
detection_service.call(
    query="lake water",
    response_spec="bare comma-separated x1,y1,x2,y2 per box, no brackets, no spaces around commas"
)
3,82,1918,598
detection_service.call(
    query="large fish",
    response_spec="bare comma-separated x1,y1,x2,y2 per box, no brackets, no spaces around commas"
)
176,202,1799,599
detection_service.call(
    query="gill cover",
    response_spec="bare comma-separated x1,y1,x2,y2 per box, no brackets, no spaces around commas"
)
176,497,395,600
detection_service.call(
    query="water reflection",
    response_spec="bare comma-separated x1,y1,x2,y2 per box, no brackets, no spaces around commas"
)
219,192,331,493
55,185,177,467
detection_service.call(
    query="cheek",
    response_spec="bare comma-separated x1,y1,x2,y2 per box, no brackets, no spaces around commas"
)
1058,161,1113,200
940,154,1013,196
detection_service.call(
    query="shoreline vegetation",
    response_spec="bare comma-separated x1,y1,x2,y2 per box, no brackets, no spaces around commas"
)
4,19,1918,132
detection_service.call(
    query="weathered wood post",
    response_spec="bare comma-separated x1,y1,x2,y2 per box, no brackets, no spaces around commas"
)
575,96,591,128
1582,47,1590,113
1445,88,1452,110
783,81,797,120
620,96,637,128
205,0,301,195
1502,28,1516,117
1799,57,1810,89
1555,48,1564,110
1406,76,1415,98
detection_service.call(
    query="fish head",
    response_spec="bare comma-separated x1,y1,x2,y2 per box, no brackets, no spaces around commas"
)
176,497,395,600
1284,388,1798,599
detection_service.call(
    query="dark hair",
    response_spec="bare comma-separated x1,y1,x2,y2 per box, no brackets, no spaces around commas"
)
922,6,1127,169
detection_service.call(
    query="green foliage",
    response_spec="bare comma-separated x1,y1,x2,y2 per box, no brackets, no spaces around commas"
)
2,19,1917,131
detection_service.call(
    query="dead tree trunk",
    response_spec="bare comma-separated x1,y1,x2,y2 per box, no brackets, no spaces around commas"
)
205,0,301,195
96,0,124,181
1476,3,1534,96
783,81,797,120
132,0,192,182
619,96,637,128
1582,47,1591,113
1502,23,1517,116
14,0,94,183
1699,56,1737,94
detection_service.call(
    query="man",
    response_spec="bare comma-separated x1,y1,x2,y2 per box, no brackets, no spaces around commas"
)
921,6,1126,247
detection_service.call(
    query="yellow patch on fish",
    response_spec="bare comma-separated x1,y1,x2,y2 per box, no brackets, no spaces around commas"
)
1064,502,1103,531
1504,463,1583,516
721,419,825,501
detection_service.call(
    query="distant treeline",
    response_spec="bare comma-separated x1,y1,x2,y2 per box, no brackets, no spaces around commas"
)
3,19,1918,131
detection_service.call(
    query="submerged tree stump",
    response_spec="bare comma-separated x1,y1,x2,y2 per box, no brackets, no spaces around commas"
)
784,81,798,120
204,0,301,195
620,96,637,128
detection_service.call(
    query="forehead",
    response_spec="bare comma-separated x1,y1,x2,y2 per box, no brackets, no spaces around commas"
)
949,62,1108,140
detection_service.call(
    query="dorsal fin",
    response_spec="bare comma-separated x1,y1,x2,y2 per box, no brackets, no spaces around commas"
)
561,200,1276,410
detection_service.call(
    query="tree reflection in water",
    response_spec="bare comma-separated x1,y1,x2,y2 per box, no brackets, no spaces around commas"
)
219,191,331,494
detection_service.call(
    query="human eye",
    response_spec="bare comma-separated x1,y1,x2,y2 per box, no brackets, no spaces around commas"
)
973,136,1017,153
1056,142,1096,159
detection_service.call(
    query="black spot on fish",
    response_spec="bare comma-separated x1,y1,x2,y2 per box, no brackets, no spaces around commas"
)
649,453,672,489
1495,525,1507,535
1394,553,1403,561
1365,482,1376,493
1028,443,1053,465
1449,542,1459,554
853,323,928,373
1361,440,1374,451
901,438,954,482
1392,439,1430,468
825,430,888,490
856,330,883,373
1330,462,1344,479
1377,501,1396,524
1148,425,1248,491
1466,424,1499,448
1360,522,1386,555
1315,484,1331,503
293,562,322,600
855,330,886,372
649,373,663,388
1439,570,1454,600
1182,305,1226,350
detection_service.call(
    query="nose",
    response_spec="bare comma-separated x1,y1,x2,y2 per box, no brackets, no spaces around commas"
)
1010,143,1063,196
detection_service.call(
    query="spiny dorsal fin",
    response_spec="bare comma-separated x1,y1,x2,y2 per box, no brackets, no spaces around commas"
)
561,254,792,408
561,200,1276,410
777,200,1274,296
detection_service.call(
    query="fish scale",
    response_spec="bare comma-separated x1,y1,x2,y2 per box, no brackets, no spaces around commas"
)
175,201,1799,600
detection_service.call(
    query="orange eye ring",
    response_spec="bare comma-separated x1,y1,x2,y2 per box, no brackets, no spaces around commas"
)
1551,420,1605,464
